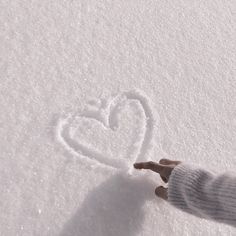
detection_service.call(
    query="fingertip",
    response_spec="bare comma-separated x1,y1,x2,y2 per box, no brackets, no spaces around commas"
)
155,186,168,200
160,175,168,183
155,186,162,196
133,163,141,169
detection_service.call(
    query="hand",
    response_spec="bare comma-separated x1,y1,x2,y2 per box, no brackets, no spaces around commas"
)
133,159,181,200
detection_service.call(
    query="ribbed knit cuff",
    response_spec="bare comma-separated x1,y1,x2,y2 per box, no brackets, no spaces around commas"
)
167,163,236,226
167,163,200,212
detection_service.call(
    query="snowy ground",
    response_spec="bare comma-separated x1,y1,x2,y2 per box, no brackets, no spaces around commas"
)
1,0,236,235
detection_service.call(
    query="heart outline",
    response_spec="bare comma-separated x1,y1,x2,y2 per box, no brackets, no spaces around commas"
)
57,90,156,172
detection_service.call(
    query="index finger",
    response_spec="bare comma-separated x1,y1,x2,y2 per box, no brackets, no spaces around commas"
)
133,161,164,173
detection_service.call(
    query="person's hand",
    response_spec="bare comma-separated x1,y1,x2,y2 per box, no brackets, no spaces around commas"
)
133,159,181,200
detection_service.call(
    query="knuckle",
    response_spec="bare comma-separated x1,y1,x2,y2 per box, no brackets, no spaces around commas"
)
148,161,155,167
155,186,163,195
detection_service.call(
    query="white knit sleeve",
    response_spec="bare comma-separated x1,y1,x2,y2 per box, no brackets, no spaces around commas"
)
168,163,236,227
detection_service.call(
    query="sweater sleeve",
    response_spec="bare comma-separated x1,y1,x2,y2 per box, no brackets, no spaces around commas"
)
167,163,236,227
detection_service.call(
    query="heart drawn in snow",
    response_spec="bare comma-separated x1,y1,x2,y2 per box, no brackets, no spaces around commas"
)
57,90,155,172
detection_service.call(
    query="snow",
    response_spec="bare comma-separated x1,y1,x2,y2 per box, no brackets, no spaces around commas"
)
57,90,155,172
0,0,236,235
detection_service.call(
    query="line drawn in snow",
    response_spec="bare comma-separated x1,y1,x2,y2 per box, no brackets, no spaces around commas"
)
57,90,156,173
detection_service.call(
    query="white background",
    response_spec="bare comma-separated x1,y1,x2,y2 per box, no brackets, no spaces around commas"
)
1,0,236,235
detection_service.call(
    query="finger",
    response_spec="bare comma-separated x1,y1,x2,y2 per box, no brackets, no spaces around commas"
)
155,186,168,200
159,159,181,165
160,175,168,183
133,161,164,173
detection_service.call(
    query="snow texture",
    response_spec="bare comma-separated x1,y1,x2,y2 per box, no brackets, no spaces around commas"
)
57,90,155,173
0,0,236,235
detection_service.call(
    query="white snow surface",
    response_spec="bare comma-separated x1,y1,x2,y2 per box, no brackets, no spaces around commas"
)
1,0,236,235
